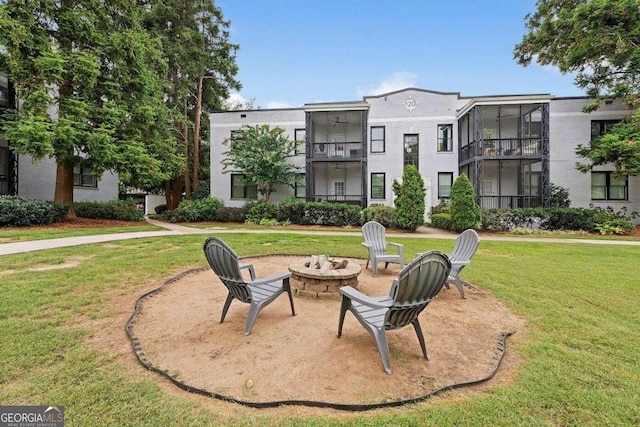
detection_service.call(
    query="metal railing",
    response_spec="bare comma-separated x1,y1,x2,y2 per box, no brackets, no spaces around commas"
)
478,195,542,209
308,194,364,206
460,138,542,161
310,142,365,160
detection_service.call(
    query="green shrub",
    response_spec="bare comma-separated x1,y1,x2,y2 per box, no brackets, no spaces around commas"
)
277,197,306,224
594,218,636,235
393,165,425,231
215,207,247,223
75,199,144,221
192,181,210,200
362,204,398,228
245,200,279,224
0,196,69,227
541,208,596,231
430,213,452,230
430,199,451,215
450,174,481,232
301,202,362,226
549,183,571,207
168,197,224,222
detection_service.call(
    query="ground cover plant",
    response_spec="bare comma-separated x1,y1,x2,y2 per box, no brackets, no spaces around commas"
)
0,232,638,425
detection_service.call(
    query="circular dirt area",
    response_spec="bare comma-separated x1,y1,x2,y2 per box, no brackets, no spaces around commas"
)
129,255,524,408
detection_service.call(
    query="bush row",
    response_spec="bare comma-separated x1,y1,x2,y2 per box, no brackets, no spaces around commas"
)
479,206,636,235
75,199,145,221
0,196,69,227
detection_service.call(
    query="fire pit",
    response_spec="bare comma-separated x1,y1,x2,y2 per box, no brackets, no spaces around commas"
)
288,256,361,299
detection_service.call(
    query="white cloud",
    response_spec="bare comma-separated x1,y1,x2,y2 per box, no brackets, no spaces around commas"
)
265,101,299,109
357,71,418,98
223,93,251,110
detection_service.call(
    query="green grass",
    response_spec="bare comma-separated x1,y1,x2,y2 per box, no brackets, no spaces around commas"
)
1,232,639,426
0,224,162,243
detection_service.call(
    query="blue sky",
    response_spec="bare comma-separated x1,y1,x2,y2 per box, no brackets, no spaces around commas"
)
218,0,584,109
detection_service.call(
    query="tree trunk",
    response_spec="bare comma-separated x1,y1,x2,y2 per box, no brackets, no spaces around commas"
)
164,177,183,210
183,98,191,200
54,160,76,218
192,75,203,194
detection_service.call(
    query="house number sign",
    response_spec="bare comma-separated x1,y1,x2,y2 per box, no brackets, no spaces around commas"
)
403,96,417,112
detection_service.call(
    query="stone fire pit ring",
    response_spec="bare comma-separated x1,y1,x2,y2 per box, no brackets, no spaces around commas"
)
288,257,361,299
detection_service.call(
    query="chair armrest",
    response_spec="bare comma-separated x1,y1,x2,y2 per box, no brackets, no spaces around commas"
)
239,262,256,280
451,260,471,266
388,242,404,258
340,286,394,309
250,271,290,286
361,242,373,248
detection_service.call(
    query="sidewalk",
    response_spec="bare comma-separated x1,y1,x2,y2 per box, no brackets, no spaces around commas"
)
2,218,639,256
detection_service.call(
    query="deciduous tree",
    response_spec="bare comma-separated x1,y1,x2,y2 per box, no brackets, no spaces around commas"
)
222,124,298,202
514,0,640,176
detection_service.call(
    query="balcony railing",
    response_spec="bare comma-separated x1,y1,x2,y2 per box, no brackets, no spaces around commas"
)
309,194,364,206
310,142,365,160
478,195,542,209
460,138,542,162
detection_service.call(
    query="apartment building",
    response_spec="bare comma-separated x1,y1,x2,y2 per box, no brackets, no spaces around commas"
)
0,72,118,202
209,88,639,219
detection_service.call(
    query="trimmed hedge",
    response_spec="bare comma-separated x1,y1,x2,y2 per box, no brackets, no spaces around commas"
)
0,196,69,227
362,204,398,228
215,207,247,223
75,199,144,221
479,206,636,235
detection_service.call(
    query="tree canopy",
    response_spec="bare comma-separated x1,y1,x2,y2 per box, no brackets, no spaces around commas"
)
222,124,298,202
0,0,182,215
144,0,240,206
514,0,640,176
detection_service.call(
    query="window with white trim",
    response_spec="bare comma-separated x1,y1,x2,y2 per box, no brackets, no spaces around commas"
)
591,171,627,200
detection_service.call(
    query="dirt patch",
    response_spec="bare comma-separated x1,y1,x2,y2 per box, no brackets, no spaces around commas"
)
128,255,525,407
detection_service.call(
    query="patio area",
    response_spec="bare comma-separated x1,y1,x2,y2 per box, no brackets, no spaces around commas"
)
128,255,524,409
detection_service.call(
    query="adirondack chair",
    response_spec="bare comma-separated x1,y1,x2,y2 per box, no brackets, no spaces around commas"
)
445,229,480,299
337,251,451,374
203,237,296,336
361,221,404,277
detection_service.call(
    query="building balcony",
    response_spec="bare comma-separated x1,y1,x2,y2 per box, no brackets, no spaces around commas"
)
309,142,365,160
460,137,542,162
478,195,542,209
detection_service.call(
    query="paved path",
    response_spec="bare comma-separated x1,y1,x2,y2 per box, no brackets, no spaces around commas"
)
1,218,639,256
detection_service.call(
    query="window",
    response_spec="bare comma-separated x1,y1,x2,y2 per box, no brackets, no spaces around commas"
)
438,172,453,199
231,174,257,199
591,172,627,200
403,134,419,168
0,146,7,195
294,129,306,155
437,124,453,152
73,165,97,188
370,126,385,153
294,173,305,198
591,120,621,140
370,173,385,199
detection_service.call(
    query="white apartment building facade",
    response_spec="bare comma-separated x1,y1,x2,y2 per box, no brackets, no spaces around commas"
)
209,88,639,220
0,72,118,202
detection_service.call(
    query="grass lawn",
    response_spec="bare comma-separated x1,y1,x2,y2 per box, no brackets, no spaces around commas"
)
0,232,638,426
0,224,162,243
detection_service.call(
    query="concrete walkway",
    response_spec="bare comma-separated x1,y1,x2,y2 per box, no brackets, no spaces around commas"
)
1,218,639,256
